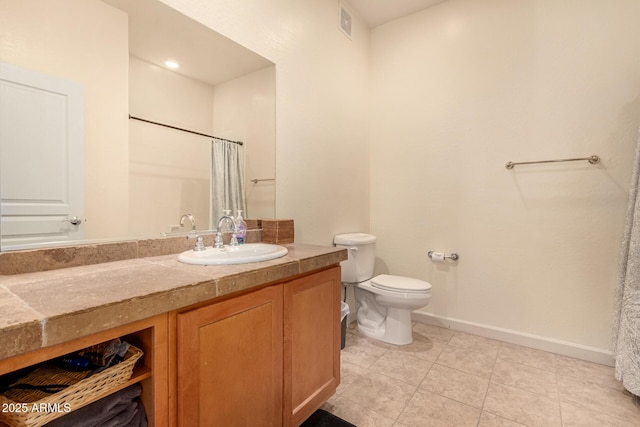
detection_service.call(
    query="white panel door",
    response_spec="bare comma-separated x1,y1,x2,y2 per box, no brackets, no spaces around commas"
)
0,62,84,250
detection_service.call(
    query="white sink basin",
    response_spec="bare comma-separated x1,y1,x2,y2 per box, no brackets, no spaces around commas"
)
178,243,288,265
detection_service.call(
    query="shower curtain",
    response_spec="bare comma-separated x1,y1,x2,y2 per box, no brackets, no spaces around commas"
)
613,126,640,396
211,139,246,226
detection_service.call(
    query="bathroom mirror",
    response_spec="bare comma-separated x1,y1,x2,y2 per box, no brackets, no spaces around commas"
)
0,0,276,251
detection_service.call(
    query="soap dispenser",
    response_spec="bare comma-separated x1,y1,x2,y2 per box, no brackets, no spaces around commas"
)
235,210,247,244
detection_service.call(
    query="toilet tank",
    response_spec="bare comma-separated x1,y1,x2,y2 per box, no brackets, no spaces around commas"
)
333,233,376,283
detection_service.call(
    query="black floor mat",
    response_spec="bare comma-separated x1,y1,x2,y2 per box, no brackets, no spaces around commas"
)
300,409,357,427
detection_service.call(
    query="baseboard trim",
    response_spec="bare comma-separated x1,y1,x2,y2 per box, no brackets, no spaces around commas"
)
412,311,614,367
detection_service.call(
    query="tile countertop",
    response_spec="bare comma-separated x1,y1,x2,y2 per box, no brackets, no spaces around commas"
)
0,244,347,361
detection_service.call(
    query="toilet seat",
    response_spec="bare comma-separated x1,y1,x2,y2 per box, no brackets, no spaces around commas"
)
371,274,431,293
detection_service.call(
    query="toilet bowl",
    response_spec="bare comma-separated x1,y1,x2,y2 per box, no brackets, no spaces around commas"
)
333,233,432,345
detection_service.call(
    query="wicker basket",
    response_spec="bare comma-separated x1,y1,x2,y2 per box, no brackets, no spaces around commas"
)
0,345,143,427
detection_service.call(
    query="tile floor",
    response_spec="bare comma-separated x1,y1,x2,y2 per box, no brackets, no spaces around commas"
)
322,322,640,427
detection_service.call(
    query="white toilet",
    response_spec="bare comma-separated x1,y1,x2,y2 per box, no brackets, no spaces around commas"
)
334,233,432,345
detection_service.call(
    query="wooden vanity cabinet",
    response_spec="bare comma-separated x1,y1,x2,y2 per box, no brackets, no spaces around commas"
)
176,284,284,426
0,266,340,427
174,266,341,427
284,267,341,426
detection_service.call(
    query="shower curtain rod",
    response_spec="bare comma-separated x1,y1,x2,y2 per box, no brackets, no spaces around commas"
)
128,115,243,145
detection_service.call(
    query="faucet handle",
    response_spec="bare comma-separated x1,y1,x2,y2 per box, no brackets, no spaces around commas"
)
194,235,205,251
214,232,224,249
187,234,206,251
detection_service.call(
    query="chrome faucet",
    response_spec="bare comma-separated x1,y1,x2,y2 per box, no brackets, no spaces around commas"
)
179,213,196,231
214,215,238,248
187,234,206,251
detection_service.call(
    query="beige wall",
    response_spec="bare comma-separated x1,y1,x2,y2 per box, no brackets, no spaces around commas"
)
6,0,635,360
212,66,276,220
0,0,129,239
160,0,372,244
370,0,640,357
162,0,640,358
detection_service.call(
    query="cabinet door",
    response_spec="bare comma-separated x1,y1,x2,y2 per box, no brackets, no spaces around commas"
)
177,285,283,426
284,267,341,426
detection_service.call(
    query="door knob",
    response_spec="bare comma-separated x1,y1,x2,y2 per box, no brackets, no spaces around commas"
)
69,216,82,225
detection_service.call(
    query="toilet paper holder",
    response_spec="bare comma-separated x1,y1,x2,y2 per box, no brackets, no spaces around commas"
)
428,251,459,261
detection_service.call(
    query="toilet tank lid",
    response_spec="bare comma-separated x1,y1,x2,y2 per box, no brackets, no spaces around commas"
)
334,233,376,245
371,274,432,292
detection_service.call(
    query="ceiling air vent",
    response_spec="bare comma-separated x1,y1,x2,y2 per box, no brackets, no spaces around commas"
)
339,3,352,39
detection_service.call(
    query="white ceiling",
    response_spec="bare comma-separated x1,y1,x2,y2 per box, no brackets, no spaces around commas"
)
347,0,448,28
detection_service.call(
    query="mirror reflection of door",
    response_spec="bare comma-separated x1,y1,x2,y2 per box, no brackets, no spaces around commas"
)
0,62,84,250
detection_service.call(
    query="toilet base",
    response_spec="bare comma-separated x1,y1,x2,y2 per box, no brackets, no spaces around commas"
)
353,278,431,346
356,304,415,345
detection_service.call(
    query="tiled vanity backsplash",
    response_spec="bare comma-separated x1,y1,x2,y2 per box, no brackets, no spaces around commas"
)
0,219,295,275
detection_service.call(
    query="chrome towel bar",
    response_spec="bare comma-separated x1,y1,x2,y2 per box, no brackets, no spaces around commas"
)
505,155,599,170
251,178,275,184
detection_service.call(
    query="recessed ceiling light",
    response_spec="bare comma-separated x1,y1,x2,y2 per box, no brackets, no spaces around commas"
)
164,60,179,69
